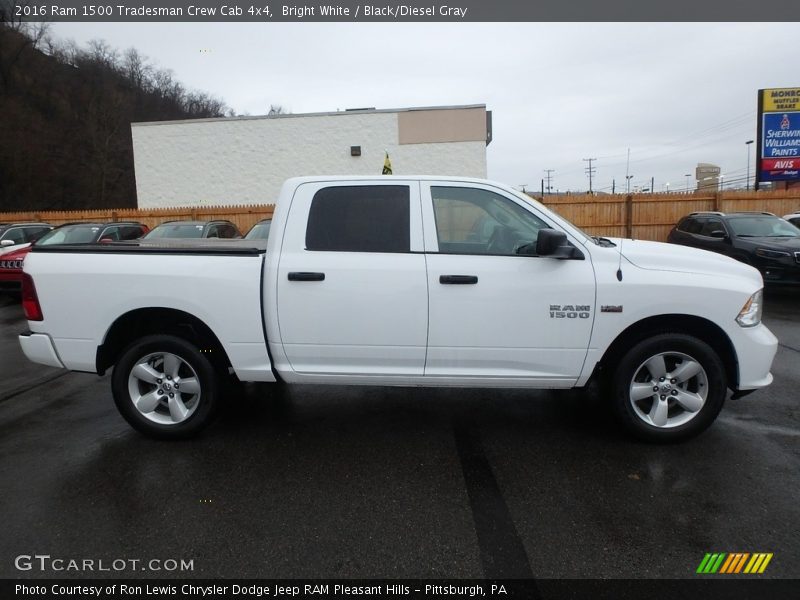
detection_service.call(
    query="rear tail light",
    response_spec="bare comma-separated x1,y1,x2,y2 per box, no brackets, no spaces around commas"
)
21,273,43,321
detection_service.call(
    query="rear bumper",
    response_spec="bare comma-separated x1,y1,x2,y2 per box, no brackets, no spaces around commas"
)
19,331,65,369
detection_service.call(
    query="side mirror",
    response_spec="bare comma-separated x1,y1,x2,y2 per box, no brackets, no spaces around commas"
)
0,240,14,247
536,228,575,258
710,230,728,239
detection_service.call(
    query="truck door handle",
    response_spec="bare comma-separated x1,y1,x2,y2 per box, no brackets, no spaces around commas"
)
288,272,325,282
439,275,478,284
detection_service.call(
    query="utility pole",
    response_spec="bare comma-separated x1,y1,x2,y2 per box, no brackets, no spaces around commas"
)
626,175,633,194
583,158,596,193
544,169,554,194
612,179,616,194
650,176,655,194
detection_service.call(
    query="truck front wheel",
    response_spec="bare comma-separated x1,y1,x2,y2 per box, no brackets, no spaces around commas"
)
112,334,219,439
611,334,727,442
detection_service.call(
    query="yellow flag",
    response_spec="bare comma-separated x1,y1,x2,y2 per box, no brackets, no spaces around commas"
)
382,152,392,175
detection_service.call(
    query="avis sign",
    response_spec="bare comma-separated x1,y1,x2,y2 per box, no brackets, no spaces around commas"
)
758,88,800,183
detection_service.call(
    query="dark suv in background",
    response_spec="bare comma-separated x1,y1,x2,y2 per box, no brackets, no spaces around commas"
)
667,211,800,284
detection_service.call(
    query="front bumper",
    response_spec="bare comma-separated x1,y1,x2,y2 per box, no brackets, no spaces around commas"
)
19,331,65,369
731,323,778,391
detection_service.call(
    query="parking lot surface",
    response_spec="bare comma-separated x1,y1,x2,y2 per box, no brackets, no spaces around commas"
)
0,290,797,579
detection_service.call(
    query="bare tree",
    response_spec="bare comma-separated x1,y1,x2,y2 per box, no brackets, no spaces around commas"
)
0,0,49,92
267,104,289,116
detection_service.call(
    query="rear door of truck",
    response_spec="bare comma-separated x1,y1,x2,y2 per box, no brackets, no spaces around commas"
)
275,180,428,376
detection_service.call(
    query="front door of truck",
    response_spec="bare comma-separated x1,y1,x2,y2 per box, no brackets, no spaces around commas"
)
421,182,595,386
275,181,428,376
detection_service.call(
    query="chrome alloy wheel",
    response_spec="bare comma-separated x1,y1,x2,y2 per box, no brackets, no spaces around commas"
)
127,352,202,425
628,351,709,429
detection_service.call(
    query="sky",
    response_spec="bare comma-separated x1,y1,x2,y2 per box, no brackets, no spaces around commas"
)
49,22,795,193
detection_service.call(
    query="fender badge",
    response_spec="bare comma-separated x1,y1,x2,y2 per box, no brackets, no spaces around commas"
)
601,305,623,313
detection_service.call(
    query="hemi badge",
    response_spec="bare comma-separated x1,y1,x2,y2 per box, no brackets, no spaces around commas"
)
601,305,623,313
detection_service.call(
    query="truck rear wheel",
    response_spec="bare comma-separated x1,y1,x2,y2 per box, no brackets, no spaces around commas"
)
610,334,727,442
112,334,219,439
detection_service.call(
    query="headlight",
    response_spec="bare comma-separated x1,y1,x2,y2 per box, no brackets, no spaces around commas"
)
755,248,790,259
736,289,763,327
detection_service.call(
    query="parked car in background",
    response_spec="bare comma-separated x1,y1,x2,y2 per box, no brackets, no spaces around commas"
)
0,222,52,255
35,222,149,246
783,212,800,228
244,219,271,241
144,220,242,240
668,211,800,284
0,245,27,293
0,222,149,293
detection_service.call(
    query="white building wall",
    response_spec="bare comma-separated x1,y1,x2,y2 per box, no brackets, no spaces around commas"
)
132,111,487,208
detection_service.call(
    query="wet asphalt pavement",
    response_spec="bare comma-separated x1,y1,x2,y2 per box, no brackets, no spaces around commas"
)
0,290,797,580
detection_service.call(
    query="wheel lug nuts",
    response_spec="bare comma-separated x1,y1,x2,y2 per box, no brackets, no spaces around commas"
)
169,393,174,398
660,395,666,400
653,386,659,392
670,378,676,384
659,377,665,382
174,383,179,389
157,389,163,394
157,378,162,384
671,390,677,395
167,376,172,380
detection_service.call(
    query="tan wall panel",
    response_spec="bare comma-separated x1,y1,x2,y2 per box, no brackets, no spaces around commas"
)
398,107,487,145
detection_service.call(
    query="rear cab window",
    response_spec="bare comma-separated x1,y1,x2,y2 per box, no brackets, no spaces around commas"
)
306,185,410,253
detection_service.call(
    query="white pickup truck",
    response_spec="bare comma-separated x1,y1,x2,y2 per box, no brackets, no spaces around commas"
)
19,176,778,441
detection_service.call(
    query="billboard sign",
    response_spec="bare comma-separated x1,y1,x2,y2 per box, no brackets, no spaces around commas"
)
760,111,800,181
758,88,800,184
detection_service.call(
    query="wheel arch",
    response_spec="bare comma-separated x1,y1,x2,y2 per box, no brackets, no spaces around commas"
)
96,307,232,376
596,314,739,390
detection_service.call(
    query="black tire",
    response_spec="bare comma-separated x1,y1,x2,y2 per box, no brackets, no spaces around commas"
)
610,333,727,442
112,334,219,439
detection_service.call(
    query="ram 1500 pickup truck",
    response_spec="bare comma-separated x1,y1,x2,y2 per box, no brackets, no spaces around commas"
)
18,176,778,441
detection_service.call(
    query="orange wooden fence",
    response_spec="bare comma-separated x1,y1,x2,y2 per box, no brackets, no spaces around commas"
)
536,190,800,241
2,189,800,242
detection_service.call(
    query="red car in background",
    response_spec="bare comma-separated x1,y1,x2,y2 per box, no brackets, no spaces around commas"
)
0,221,149,293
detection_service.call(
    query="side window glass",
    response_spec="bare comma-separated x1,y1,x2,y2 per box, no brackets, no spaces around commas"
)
100,227,120,241
306,185,410,253
120,226,144,240
24,227,49,242
683,218,704,234
700,219,724,237
431,187,549,255
207,225,220,238
221,225,237,238
3,228,25,244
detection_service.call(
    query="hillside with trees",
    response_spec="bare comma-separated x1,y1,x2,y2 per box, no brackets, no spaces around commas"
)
0,18,228,211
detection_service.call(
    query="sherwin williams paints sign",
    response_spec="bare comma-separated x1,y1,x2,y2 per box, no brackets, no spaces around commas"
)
758,88,800,184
